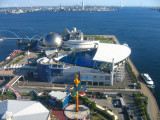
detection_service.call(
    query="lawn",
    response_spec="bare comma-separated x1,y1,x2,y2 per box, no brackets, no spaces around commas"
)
91,113,108,120
0,91,16,100
84,35,114,43
13,55,25,64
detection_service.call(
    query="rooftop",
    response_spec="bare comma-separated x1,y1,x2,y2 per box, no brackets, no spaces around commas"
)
0,99,50,120
48,91,68,100
93,43,131,63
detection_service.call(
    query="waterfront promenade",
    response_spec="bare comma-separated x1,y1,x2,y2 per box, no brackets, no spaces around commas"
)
110,35,160,120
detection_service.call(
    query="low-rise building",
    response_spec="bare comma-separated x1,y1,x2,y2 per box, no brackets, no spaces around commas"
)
0,99,50,120
48,91,70,109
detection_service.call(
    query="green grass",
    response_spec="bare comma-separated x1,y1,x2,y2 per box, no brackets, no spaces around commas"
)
13,55,25,64
133,92,150,120
84,35,114,43
21,92,30,96
0,91,16,100
91,113,108,120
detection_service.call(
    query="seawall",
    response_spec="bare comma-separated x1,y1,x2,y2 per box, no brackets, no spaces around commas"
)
101,35,160,120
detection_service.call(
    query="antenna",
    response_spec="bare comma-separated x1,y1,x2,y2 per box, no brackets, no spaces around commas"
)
82,0,84,10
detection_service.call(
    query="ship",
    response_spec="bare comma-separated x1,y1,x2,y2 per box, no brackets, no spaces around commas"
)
140,73,155,89
0,38,3,42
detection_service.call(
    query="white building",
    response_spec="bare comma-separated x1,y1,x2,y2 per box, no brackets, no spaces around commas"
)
92,43,131,85
0,100,50,120
63,27,99,50
64,40,99,50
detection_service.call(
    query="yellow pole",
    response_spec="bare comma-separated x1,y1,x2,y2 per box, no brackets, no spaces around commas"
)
76,91,79,112
74,74,80,112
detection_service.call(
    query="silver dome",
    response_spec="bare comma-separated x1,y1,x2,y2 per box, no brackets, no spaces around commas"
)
43,32,62,47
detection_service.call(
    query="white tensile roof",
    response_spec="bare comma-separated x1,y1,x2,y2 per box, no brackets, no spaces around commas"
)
0,100,50,120
93,43,131,63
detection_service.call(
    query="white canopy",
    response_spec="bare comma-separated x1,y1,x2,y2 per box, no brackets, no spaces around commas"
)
93,43,131,63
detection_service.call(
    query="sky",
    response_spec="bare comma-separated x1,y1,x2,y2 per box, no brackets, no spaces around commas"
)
0,0,160,7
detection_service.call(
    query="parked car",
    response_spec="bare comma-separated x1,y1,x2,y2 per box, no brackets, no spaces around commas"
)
137,117,143,120
130,115,133,119
113,100,121,107
116,101,121,107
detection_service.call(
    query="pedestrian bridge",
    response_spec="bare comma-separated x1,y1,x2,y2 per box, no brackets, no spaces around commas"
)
0,70,23,99
0,37,39,40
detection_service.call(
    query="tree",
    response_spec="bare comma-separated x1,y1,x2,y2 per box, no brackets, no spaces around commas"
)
90,102,96,110
58,100,62,110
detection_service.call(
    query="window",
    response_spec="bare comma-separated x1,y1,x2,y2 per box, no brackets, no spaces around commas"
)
88,76,92,80
105,76,110,80
100,76,103,79
81,76,86,80
93,76,96,78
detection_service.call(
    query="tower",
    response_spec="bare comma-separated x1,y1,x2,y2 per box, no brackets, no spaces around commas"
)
120,1,123,7
82,1,84,10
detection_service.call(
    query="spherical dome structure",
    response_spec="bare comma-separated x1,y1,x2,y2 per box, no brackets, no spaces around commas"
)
43,32,62,47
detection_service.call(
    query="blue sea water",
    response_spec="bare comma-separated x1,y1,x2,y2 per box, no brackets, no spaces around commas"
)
0,7,160,106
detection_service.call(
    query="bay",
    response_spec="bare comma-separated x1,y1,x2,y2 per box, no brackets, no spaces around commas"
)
0,7,160,106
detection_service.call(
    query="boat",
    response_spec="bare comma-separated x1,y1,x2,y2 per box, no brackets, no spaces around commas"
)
147,84,155,89
5,56,10,60
0,39,3,42
141,73,155,89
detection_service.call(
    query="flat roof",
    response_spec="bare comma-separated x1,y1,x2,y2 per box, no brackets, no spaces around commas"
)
93,43,131,64
48,91,67,100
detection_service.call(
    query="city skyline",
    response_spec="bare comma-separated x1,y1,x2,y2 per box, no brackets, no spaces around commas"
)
0,0,160,8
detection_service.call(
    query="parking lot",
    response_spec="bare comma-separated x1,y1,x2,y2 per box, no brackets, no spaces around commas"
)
88,97,125,120
122,92,141,120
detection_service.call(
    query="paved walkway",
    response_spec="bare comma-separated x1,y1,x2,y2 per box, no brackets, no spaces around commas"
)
127,57,159,120
0,70,14,76
5,76,21,87
8,86,23,99
51,110,67,120
5,75,23,99
110,35,160,120
0,70,23,99
64,104,90,119
140,82,160,120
